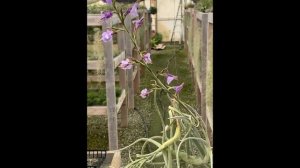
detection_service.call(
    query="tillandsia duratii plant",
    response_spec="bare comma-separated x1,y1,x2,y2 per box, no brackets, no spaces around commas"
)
100,0,212,167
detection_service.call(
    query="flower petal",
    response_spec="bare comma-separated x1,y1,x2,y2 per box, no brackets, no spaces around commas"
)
174,83,184,93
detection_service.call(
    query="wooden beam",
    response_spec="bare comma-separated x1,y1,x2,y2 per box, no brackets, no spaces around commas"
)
132,68,137,80
86,90,126,116
87,75,106,82
116,89,126,114
196,12,213,23
124,15,134,109
113,51,125,69
103,18,118,150
87,75,120,82
87,60,104,70
117,28,128,127
87,51,125,70
87,14,121,26
110,150,121,168
87,106,107,116
87,0,100,5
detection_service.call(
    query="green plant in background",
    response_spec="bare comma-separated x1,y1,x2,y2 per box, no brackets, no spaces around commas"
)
184,2,195,9
87,1,145,14
87,4,115,14
150,32,162,47
193,0,213,12
149,6,157,15
87,88,121,106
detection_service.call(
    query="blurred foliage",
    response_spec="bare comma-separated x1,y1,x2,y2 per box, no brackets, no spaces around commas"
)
193,0,213,12
87,1,146,14
150,32,162,46
87,88,121,106
184,2,195,9
149,6,157,14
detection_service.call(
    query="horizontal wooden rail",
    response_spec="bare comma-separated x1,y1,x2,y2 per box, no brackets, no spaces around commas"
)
87,106,107,116
88,51,125,70
87,0,99,5
87,12,141,26
87,90,126,116
87,75,120,82
87,14,121,26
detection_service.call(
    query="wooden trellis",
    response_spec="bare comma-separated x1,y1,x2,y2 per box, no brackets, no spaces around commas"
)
87,10,151,150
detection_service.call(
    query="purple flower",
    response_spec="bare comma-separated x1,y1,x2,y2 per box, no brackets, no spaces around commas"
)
101,29,113,43
119,59,133,70
102,0,112,4
174,83,184,94
166,74,178,85
124,6,132,16
133,17,144,30
100,11,113,21
125,3,139,18
143,53,152,64
140,88,151,98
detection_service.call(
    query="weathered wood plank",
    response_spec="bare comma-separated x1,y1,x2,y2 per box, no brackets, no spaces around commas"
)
87,75,120,82
208,13,213,23
117,28,128,127
87,11,142,27
87,14,120,26
139,13,146,77
87,75,106,82
117,27,125,51
87,106,107,116
196,12,213,23
87,0,99,5
200,14,213,138
87,60,104,70
132,68,137,80
87,52,125,70
124,15,134,109
207,22,213,132
113,51,125,69
110,150,121,168
133,50,140,93
116,89,126,114
119,67,128,127
103,18,118,150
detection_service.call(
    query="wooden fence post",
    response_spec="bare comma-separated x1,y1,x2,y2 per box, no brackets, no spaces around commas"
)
103,18,118,150
117,27,128,127
133,11,144,94
200,13,208,123
188,10,201,112
133,49,140,94
200,13,213,145
184,11,187,54
125,15,134,109
139,11,146,77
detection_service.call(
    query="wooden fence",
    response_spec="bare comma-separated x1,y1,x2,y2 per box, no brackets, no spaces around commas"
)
184,9,213,142
87,10,151,150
